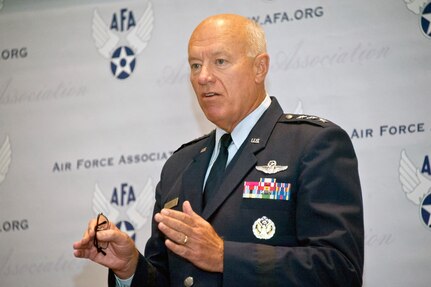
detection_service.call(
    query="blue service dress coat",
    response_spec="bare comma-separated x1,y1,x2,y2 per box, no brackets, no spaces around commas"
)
108,97,364,287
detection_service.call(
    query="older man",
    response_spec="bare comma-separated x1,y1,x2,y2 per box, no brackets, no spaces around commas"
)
74,14,364,287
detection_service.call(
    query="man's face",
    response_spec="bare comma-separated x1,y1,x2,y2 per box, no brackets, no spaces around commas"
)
188,19,263,132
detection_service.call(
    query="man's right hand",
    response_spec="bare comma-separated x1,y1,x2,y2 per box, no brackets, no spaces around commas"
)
73,217,139,279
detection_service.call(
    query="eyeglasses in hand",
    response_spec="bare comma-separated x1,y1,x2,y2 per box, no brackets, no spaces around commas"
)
93,213,109,255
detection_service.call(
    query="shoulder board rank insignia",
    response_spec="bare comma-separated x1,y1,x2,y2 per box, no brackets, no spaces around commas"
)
255,160,288,174
285,114,328,123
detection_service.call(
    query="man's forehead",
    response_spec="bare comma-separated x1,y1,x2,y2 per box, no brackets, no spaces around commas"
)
188,43,234,60
190,29,237,45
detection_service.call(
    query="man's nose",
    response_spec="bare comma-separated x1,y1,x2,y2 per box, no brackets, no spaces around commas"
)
197,65,214,85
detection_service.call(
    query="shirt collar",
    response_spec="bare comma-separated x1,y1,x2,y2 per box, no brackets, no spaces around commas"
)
215,94,271,149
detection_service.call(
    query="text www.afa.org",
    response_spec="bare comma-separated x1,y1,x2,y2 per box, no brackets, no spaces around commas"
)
250,6,324,25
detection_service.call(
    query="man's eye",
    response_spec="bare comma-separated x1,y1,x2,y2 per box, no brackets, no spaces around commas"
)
215,59,226,65
190,63,201,70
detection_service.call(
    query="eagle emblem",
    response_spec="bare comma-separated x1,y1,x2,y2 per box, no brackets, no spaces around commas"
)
252,216,276,240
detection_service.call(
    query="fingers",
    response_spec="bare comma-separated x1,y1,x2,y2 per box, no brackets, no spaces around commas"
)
154,201,198,246
155,201,224,272
161,205,195,226
182,201,196,217
73,216,140,278
155,205,195,235
73,218,116,259
156,219,189,245
73,219,97,251
164,238,190,258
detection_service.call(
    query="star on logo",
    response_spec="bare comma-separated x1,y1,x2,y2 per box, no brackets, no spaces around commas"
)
110,46,136,79
420,193,431,228
116,221,136,241
421,3,431,37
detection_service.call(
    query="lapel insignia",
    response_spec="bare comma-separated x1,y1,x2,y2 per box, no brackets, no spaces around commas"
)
253,216,276,240
200,147,207,153
255,160,288,174
164,197,179,209
250,138,260,144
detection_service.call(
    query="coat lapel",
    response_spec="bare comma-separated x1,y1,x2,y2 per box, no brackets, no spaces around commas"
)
180,132,215,215
202,98,284,219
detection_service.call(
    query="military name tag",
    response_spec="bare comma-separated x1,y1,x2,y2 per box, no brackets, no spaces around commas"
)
243,178,290,200
164,197,179,209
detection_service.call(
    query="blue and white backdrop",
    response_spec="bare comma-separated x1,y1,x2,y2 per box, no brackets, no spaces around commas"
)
0,0,430,286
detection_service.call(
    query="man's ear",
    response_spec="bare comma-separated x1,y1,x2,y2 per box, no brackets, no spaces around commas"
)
254,53,270,84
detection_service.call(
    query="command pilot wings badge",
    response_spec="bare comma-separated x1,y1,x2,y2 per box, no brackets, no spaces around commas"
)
399,149,431,230
0,136,11,186
255,160,288,174
92,2,154,79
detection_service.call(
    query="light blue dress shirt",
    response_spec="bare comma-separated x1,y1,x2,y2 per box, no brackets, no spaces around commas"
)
203,95,271,188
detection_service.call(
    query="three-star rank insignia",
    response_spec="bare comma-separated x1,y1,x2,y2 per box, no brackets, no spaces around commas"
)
285,114,328,123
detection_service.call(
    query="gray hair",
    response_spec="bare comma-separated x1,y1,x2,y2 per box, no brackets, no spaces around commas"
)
244,20,267,57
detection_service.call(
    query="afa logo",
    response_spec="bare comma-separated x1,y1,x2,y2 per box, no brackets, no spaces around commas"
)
92,2,154,79
404,0,431,39
93,178,154,241
399,149,431,230
0,136,12,187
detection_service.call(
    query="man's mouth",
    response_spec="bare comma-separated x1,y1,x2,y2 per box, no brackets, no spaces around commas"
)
204,92,218,97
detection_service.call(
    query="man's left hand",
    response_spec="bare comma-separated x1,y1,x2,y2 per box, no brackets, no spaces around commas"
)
154,201,224,272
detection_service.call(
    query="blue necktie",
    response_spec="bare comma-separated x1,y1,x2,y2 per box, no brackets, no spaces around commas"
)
203,133,232,207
